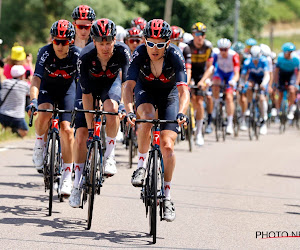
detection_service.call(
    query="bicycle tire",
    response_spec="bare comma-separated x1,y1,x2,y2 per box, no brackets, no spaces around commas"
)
215,104,220,142
129,128,134,168
186,107,193,152
254,104,260,140
48,133,56,216
221,106,226,142
149,150,157,244
87,141,97,230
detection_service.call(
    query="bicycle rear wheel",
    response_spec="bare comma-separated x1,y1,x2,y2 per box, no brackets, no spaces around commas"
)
149,150,158,244
215,105,220,142
87,141,97,230
48,133,56,216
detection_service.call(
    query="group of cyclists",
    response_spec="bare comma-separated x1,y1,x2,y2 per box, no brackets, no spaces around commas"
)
24,4,300,224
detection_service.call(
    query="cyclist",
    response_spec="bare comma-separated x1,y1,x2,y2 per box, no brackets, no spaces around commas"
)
274,42,300,120
187,22,214,145
69,19,130,208
124,27,144,54
131,17,147,31
240,45,270,135
208,38,240,134
70,5,96,206
116,25,127,43
71,5,96,48
124,19,190,222
170,26,192,84
26,20,79,195
245,38,257,55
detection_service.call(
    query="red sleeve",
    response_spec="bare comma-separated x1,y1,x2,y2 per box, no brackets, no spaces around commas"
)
233,53,240,72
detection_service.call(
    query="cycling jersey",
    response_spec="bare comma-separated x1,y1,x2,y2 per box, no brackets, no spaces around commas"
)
188,39,213,82
178,42,192,69
213,49,240,73
127,43,187,132
34,44,80,122
276,52,300,73
242,56,269,78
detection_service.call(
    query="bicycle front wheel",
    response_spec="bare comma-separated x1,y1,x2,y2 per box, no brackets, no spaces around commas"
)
149,150,158,244
48,133,56,216
87,141,97,230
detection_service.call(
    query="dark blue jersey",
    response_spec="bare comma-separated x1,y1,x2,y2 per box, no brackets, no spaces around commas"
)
34,44,80,97
78,42,131,95
127,43,187,90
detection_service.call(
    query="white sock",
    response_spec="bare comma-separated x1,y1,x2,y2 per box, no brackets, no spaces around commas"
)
63,163,73,182
164,181,171,200
137,152,147,169
73,163,84,188
104,136,116,158
196,120,203,135
35,133,45,148
227,116,233,126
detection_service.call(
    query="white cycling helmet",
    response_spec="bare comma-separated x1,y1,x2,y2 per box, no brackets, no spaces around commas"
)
250,45,262,59
183,32,193,43
116,25,126,42
217,38,231,49
260,43,271,57
271,51,277,60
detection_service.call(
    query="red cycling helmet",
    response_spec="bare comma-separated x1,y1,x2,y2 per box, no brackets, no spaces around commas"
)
131,17,147,30
170,26,184,40
125,27,143,39
91,18,117,37
72,5,96,20
143,19,172,40
50,20,75,39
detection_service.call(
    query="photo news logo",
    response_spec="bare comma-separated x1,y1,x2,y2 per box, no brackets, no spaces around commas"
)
256,231,300,239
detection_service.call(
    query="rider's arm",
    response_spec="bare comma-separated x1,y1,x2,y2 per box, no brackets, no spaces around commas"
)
198,60,213,87
29,76,41,101
123,80,136,114
274,66,279,84
82,93,94,129
183,45,192,85
178,85,190,115
232,53,240,83
261,71,270,89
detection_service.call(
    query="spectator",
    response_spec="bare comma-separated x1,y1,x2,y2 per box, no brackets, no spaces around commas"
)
0,65,29,138
3,44,26,79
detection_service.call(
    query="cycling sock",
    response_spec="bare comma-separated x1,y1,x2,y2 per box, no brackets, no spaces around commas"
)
63,163,73,181
196,120,203,135
164,181,171,200
73,163,84,188
104,136,116,158
207,114,212,125
227,116,233,126
137,152,147,169
35,133,45,148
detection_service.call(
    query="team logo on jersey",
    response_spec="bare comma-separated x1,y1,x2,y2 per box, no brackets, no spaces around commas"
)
39,50,50,66
77,59,82,72
132,50,139,60
92,61,96,66
49,70,72,79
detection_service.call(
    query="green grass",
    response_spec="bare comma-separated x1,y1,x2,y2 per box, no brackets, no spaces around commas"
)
0,115,35,142
258,34,300,54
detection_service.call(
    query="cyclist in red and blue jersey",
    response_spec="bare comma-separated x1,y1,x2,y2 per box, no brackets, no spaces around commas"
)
70,5,96,208
275,42,300,120
124,19,190,222
73,19,130,207
26,20,80,196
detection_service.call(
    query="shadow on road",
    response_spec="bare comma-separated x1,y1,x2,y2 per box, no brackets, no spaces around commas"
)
0,182,42,190
0,146,32,151
5,165,34,169
0,194,48,203
266,173,300,179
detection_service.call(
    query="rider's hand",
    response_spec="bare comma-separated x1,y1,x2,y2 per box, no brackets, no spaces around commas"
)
176,113,189,127
86,129,94,149
197,80,206,89
126,112,136,126
118,103,126,120
228,80,237,89
26,98,38,116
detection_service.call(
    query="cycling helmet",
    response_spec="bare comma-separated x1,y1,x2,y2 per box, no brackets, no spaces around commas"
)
260,43,271,57
191,22,207,33
72,5,96,20
50,20,75,39
217,38,232,49
125,27,143,39
116,25,126,42
183,32,193,43
232,41,245,54
250,45,262,59
91,18,117,37
143,19,172,40
271,51,277,60
170,26,184,40
282,42,296,53
245,38,257,46
131,17,147,30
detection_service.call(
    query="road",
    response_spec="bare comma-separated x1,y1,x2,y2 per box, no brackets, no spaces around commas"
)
0,125,300,249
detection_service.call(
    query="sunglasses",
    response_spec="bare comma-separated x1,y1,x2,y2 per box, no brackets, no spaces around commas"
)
94,36,114,42
146,40,168,49
194,32,205,37
128,38,142,44
75,24,92,30
220,48,228,52
52,39,70,46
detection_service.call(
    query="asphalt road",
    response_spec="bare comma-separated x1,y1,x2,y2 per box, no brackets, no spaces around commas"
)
1,124,300,249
